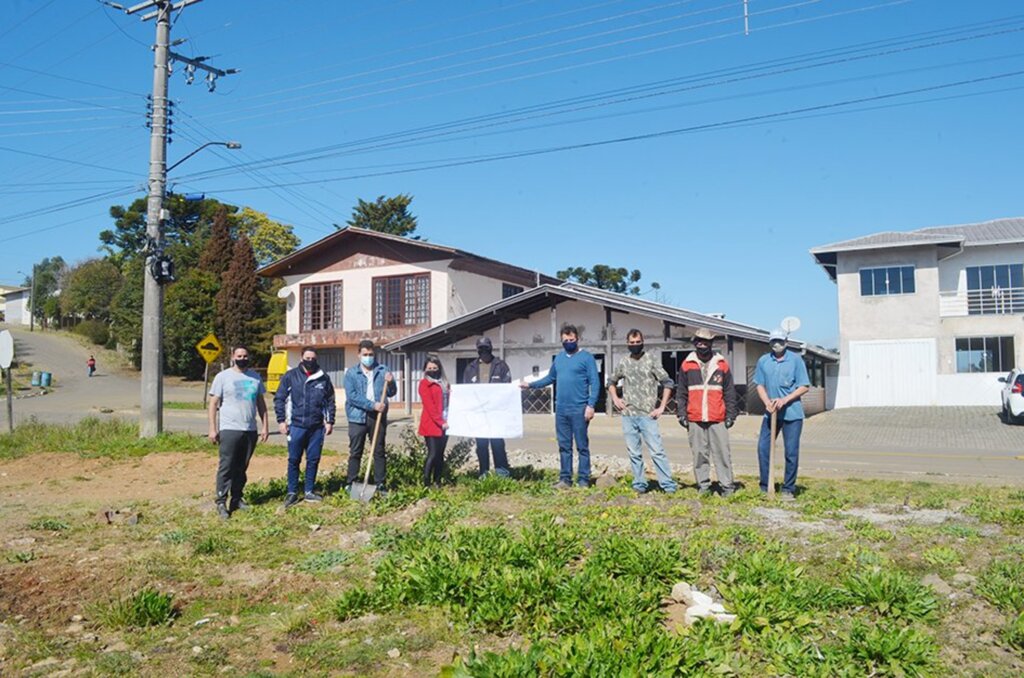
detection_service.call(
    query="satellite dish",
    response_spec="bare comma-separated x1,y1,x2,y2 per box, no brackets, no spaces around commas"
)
276,287,293,300
780,316,801,335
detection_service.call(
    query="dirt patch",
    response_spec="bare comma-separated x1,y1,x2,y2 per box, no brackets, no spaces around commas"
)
841,507,961,526
751,507,837,535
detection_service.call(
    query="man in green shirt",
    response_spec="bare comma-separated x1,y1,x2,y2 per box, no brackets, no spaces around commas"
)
608,328,677,493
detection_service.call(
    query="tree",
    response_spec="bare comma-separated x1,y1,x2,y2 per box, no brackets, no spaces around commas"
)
215,235,260,353
344,194,418,237
165,269,219,379
61,259,122,321
236,207,300,267
556,265,659,296
25,256,67,328
198,207,234,277
109,258,145,367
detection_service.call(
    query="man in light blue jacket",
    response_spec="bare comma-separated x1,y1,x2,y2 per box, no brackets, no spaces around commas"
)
343,339,396,494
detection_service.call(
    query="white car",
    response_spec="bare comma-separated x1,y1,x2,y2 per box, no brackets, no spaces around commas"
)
998,369,1024,424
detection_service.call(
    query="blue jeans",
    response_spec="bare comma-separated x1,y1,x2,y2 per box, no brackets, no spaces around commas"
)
555,410,590,486
757,416,803,494
622,416,676,492
287,425,325,495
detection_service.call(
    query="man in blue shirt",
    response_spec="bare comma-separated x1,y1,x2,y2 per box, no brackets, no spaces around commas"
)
522,324,600,488
754,329,811,500
343,339,397,496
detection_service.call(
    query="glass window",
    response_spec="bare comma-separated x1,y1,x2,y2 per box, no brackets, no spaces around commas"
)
859,266,915,296
502,283,524,299
956,336,1015,373
965,265,1024,314
300,282,342,331
373,274,430,329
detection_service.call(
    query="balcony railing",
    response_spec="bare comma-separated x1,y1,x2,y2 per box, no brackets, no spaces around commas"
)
939,287,1024,317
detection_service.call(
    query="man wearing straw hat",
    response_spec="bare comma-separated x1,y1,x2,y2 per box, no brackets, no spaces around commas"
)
755,329,810,501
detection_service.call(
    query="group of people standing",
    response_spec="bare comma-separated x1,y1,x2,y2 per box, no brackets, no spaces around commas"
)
521,324,810,499
205,326,810,519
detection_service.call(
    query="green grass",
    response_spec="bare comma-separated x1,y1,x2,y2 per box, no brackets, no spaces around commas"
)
164,400,207,410
0,417,287,459
97,588,176,629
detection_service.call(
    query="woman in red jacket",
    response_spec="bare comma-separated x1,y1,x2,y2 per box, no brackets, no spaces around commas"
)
418,355,449,487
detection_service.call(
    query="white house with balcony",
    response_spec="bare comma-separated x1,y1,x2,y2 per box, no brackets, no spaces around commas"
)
811,217,1024,407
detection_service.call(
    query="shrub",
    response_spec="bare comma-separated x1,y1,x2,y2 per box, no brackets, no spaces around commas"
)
844,620,937,676
384,427,473,489
977,559,1024,613
842,568,940,621
73,319,110,346
922,546,961,568
1004,611,1024,650
100,588,176,628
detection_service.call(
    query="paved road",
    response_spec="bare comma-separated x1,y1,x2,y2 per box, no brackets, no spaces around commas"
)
4,326,1023,483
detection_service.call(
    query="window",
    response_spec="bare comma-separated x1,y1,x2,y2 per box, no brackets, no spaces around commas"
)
859,266,915,296
502,283,524,298
965,264,1024,315
955,336,1015,373
373,274,430,328
300,282,342,331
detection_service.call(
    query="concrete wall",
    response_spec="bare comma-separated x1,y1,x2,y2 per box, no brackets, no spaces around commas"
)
936,373,1003,407
3,293,29,326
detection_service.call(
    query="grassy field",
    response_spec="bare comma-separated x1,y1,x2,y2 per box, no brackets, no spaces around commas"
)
0,422,1022,676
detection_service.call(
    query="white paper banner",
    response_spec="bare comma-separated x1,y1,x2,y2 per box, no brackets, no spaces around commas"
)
447,383,523,439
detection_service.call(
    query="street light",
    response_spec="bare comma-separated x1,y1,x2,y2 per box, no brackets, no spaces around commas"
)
167,141,242,172
140,139,241,439
16,266,36,333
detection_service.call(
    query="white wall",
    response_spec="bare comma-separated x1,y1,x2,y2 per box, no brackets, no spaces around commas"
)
936,373,1003,407
3,294,29,326
936,243,1024,291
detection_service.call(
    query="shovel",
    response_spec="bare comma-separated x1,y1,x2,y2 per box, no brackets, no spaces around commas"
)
767,409,778,498
350,386,388,502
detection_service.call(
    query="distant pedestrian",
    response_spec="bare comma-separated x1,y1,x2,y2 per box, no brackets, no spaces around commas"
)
462,336,512,478
274,347,336,509
677,328,738,496
208,346,270,520
755,329,810,500
418,355,449,487
521,324,599,489
343,339,397,497
87,355,96,377
608,328,677,493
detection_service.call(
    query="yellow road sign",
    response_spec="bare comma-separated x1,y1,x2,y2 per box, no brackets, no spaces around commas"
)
196,333,223,364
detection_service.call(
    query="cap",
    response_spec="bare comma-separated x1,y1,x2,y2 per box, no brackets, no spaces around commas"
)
769,329,787,343
476,337,493,349
692,327,715,341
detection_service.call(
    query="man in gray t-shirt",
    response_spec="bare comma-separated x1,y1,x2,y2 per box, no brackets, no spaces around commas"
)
208,346,269,519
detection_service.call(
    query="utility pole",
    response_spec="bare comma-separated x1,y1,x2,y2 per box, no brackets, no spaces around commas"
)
116,0,236,438
28,264,36,332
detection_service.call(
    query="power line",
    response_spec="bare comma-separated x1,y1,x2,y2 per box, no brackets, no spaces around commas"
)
199,69,1024,194
176,18,1019,182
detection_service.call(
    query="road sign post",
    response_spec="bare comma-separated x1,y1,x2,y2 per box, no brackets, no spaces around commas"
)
1,330,14,433
196,333,223,409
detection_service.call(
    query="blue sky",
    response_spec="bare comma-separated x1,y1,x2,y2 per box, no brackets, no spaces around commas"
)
2,0,1023,347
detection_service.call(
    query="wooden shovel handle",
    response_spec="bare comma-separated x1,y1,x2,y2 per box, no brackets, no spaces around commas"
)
361,381,389,488
767,410,778,498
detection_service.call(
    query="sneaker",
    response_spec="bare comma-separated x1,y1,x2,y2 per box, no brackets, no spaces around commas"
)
304,492,323,503
780,491,796,502
633,486,647,495
231,499,250,512
553,480,572,490
215,503,230,520
283,493,301,509
720,487,736,498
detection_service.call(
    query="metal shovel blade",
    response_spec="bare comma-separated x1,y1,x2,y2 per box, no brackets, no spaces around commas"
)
349,481,377,503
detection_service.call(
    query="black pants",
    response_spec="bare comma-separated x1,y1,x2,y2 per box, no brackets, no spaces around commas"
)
347,416,387,486
215,430,257,508
423,435,448,485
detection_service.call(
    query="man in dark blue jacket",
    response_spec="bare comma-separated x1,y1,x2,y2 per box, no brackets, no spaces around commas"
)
462,336,513,478
274,347,336,508
343,339,397,495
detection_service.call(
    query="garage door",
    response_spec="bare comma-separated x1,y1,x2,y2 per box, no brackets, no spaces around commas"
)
849,339,936,406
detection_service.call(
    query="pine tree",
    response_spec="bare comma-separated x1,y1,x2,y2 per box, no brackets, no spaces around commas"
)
215,235,260,353
199,207,234,276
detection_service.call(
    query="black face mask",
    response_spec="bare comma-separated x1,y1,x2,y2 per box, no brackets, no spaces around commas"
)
302,359,319,373
696,346,713,360
426,369,441,379
628,344,644,356
477,349,493,362
234,358,249,370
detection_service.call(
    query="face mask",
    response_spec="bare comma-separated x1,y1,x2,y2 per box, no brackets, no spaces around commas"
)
562,340,578,354
360,355,374,368
771,342,786,355
695,345,713,360
628,344,644,356
234,358,249,370
302,359,319,373
477,348,493,362
426,368,441,379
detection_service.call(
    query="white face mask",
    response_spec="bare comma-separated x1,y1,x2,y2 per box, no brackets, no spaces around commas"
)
771,341,786,354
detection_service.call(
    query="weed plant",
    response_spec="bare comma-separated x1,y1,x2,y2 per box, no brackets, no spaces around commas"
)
99,588,176,628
